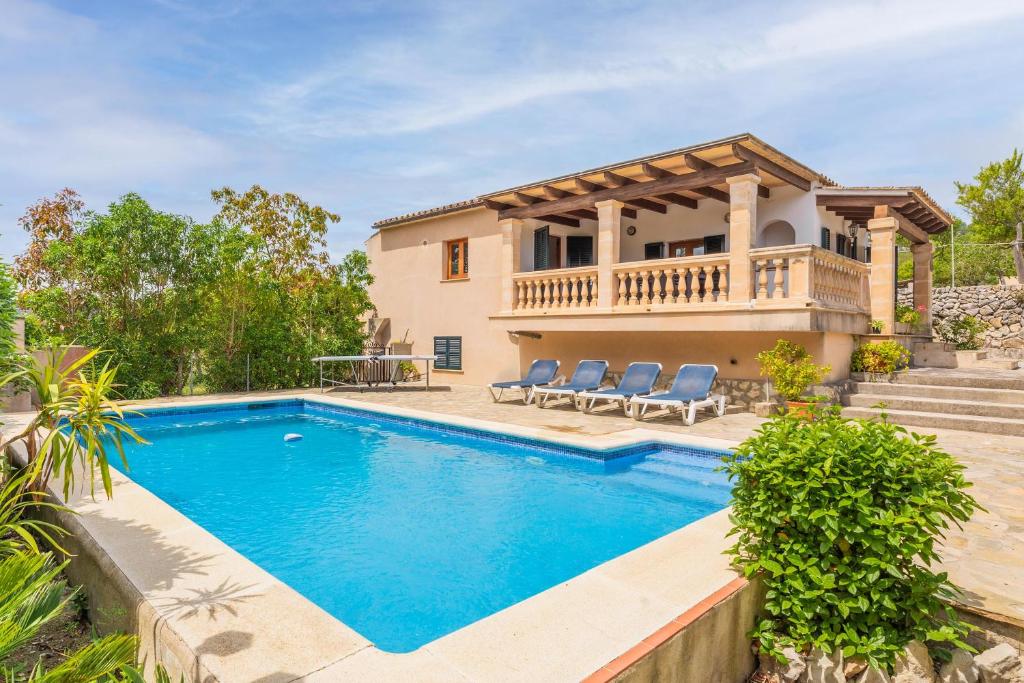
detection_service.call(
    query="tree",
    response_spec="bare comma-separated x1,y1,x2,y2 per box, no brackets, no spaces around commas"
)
897,219,1014,286
0,263,20,378
211,184,339,282
956,149,1024,280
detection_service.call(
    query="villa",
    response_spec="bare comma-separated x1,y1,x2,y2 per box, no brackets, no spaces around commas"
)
366,133,950,404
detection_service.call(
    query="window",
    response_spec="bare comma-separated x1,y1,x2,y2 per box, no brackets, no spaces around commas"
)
836,233,847,257
821,227,831,249
533,226,561,270
703,234,726,254
433,336,462,370
445,238,469,280
644,242,666,259
566,235,594,267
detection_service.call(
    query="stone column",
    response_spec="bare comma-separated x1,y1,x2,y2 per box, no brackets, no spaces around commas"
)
499,218,523,312
595,200,623,309
911,240,934,331
726,173,761,303
867,215,898,334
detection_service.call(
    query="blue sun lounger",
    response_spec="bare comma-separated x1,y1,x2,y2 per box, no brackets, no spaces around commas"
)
630,364,726,425
576,362,662,416
488,359,561,404
533,360,609,409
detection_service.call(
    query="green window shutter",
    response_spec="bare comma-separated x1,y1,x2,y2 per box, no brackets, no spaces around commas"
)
533,227,550,270
644,242,665,259
433,336,462,370
821,227,831,249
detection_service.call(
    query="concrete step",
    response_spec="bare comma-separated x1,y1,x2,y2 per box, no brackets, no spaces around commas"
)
851,381,1024,405
841,406,1024,437
892,371,1024,391
976,358,1022,370
844,394,1024,420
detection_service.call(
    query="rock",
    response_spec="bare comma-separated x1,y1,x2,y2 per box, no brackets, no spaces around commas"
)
859,667,893,683
939,649,980,683
845,659,869,678
759,647,807,682
894,641,936,683
975,643,1024,682
802,647,845,683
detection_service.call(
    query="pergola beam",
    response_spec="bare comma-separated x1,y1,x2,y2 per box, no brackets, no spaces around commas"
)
732,144,812,191
542,185,572,200
535,214,580,228
691,186,730,203
655,193,699,209
514,192,544,205
496,161,755,221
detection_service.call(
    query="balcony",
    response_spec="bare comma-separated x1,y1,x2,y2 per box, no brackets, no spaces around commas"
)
496,245,870,334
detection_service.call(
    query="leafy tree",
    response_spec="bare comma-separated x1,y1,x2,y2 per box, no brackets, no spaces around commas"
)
0,263,20,379
14,188,370,397
956,149,1024,280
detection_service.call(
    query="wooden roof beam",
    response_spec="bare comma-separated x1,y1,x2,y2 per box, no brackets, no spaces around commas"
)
514,191,544,205
535,214,580,228
692,186,730,203
683,153,714,172
483,199,514,212
655,193,699,209
496,160,755,221
542,185,573,200
732,144,812,191
566,209,598,220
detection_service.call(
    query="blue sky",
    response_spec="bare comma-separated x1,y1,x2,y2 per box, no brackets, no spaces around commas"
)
2,0,1023,262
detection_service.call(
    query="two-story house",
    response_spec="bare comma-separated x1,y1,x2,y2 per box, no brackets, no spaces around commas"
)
366,133,949,407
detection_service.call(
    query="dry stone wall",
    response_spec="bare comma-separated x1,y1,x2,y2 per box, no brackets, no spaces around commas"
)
899,284,1024,353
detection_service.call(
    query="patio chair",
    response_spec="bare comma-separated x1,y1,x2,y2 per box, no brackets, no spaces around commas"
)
533,360,609,409
630,364,726,425
488,359,561,404
576,362,662,416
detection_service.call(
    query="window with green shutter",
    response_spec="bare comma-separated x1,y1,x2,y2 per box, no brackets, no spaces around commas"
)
433,336,462,370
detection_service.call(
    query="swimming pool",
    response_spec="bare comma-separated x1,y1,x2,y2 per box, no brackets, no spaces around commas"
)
114,399,731,653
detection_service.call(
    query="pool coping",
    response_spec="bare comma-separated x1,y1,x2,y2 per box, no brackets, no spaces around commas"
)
3,391,745,682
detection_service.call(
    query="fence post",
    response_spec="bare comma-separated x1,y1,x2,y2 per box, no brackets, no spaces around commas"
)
246,353,250,392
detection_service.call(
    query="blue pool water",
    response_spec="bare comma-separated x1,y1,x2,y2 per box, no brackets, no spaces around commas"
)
114,400,731,652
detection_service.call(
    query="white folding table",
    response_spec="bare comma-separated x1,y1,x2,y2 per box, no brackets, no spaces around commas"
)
312,355,439,392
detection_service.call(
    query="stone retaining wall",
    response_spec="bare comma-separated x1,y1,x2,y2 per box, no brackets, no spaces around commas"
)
899,283,1024,354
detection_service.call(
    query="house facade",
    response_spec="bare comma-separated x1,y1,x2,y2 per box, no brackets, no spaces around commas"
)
366,134,949,405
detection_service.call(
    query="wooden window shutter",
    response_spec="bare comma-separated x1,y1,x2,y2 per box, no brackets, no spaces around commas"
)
704,234,726,254
566,235,593,267
821,227,831,249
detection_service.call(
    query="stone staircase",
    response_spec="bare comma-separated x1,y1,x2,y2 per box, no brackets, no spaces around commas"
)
841,367,1024,436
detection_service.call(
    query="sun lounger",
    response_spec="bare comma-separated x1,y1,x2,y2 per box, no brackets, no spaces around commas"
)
488,359,561,404
630,364,725,425
576,362,662,416
533,360,609,409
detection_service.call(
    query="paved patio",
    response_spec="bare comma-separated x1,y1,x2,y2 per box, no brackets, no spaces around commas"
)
325,382,1024,630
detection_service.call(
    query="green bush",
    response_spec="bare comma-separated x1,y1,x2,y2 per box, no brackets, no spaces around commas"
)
756,340,831,402
895,304,921,326
721,407,981,669
850,341,911,374
936,315,987,350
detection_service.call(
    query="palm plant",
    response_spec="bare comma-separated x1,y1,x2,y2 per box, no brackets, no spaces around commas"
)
0,347,145,678
0,346,146,500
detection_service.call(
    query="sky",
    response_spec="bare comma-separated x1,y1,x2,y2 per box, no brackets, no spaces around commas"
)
1,0,1023,262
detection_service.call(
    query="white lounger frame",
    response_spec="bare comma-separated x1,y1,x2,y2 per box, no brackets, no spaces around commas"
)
488,374,565,405
629,364,726,425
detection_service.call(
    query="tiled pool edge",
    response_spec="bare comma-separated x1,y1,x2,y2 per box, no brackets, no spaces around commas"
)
4,392,751,682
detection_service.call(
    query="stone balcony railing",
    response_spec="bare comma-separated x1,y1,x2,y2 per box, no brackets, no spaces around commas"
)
505,244,870,316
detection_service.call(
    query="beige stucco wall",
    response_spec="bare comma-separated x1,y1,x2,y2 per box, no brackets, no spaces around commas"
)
517,330,848,382
366,207,521,385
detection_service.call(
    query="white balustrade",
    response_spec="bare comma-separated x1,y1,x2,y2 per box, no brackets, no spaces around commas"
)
512,267,598,311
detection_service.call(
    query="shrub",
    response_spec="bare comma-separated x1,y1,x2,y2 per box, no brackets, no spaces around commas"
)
722,407,981,669
870,320,885,334
895,304,922,326
936,315,987,350
756,340,831,402
850,341,911,374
